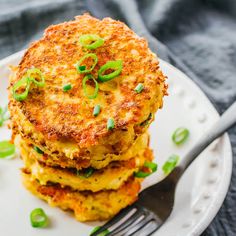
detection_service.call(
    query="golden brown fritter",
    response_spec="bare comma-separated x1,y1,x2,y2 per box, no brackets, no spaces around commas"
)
9,14,167,156
22,171,141,222
16,131,149,170
20,136,153,192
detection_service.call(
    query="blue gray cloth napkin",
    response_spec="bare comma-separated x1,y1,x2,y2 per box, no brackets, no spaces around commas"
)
0,0,235,235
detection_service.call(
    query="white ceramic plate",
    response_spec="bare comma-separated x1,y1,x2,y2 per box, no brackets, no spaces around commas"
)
0,51,232,236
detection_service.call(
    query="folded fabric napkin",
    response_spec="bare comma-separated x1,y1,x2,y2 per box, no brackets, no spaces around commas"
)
0,0,235,235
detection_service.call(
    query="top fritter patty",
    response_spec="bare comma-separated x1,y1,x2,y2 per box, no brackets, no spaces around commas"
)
9,14,167,152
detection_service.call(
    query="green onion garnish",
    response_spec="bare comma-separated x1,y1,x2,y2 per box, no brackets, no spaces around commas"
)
27,68,45,87
62,84,72,92
107,118,115,130
162,154,180,174
34,146,44,154
79,34,104,50
134,83,144,93
144,161,158,172
90,226,110,236
98,60,123,82
93,105,101,117
134,172,150,178
76,53,98,74
30,208,48,228
12,77,31,101
134,161,158,178
82,74,99,99
77,167,94,178
79,65,86,71
140,113,152,126
172,127,189,145
0,141,15,158
12,68,46,101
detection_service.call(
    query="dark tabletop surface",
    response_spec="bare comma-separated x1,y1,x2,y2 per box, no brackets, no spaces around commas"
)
0,0,235,235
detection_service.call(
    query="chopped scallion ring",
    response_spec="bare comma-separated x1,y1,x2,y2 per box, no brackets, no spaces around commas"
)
107,118,115,130
79,34,104,49
134,83,144,93
77,167,94,178
134,161,158,178
144,161,158,172
134,171,150,178
82,74,99,99
12,77,31,101
172,127,189,145
12,68,46,101
98,60,123,82
140,113,152,127
79,65,86,71
76,53,98,74
30,208,48,228
0,141,15,158
27,68,45,87
162,154,180,174
62,84,72,92
34,146,44,154
90,226,110,236
93,105,101,117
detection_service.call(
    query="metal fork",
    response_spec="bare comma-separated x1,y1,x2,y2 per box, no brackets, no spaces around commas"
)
91,101,236,236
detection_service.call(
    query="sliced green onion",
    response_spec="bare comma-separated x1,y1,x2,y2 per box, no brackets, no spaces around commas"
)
27,68,45,87
30,208,48,228
134,83,144,93
98,60,123,82
77,167,94,178
79,34,104,50
79,65,86,71
140,113,152,126
134,161,158,178
62,84,72,92
144,161,158,172
0,141,15,158
82,74,99,99
90,226,110,236
12,77,31,101
107,118,115,130
76,53,98,74
12,69,45,101
162,154,180,174
34,146,44,154
93,105,101,117
172,127,189,145
134,171,150,178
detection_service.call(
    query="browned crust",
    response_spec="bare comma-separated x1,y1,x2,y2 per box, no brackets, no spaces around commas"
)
9,14,167,147
20,143,153,192
16,129,150,170
22,171,141,221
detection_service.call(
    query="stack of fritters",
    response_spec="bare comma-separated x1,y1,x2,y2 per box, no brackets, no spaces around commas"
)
8,14,167,221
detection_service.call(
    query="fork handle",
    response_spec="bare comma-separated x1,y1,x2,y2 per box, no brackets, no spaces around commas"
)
180,101,236,170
